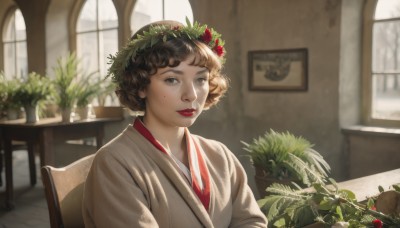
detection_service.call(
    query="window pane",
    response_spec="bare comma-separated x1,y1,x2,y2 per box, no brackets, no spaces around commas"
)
3,43,16,79
77,0,97,32
372,74,400,120
15,9,26,40
3,13,15,41
99,0,118,29
130,0,193,35
77,32,99,74
16,41,28,78
3,9,27,79
131,0,163,34
375,0,400,20
372,21,400,72
164,0,193,23
99,29,118,76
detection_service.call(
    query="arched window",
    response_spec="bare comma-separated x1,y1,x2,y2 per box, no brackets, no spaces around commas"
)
130,0,193,35
363,0,400,127
2,8,27,79
76,0,118,77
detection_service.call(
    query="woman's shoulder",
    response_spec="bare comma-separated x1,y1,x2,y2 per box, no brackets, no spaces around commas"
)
94,125,145,162
190,134,235,161
191,134,228,151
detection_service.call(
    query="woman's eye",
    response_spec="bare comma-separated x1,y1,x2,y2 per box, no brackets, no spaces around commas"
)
165,78,178,84
197,77,208,84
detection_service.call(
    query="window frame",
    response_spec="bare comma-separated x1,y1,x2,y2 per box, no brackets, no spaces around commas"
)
2,7,27,79
130,0,193,35
74,0,119,76
362,0,400,128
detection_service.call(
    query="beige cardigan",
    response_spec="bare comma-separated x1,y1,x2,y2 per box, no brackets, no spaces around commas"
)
83,125,267,227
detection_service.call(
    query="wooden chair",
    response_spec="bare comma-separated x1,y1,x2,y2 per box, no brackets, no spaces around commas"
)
41,154,95,228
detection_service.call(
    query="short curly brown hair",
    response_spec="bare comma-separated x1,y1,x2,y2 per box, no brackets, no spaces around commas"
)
115,21,229,112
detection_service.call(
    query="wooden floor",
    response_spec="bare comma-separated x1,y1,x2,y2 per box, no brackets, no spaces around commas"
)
0,150,49,228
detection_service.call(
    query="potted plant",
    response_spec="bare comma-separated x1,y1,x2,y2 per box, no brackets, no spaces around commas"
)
96,78,117,107
242,129,331,198
75,75,102,119
14,72,53,123
92,78,124,118
0,72,22,120
52,53,83,122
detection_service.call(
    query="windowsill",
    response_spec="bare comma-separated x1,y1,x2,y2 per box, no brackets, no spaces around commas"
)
342,125,400,137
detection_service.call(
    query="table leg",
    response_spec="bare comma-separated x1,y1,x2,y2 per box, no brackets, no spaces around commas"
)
40,128,54,167
0,130,2,186
0,146,2,187
96,123,104,150
27,142,37,186
4,139,14,210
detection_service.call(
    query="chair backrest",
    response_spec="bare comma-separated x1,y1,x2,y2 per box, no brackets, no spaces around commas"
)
41,154,95,228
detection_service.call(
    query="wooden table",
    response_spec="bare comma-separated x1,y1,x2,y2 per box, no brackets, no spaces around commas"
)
0,117,122,209
302,168,400,202
336,168,400,202
302,169,400,228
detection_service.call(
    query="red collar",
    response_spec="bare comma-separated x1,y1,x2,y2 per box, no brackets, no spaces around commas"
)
133,118,211,210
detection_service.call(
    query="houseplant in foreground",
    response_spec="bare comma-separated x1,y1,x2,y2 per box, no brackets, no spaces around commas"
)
259,180,400,227
242,129,331,197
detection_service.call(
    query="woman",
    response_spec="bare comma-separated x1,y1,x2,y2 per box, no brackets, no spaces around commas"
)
82,19,268,227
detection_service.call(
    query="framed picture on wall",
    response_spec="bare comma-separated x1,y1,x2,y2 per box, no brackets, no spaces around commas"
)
248,48,308,91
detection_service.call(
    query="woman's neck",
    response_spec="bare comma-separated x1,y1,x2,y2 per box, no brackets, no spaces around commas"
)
141,116,187,160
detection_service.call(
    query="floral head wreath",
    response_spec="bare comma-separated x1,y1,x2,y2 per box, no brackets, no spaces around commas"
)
107,18,225,84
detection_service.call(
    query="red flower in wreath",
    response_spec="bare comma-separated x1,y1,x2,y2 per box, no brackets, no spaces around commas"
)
214,45,224,57
201,28,212,44
213,39,224,57
372,219,383,228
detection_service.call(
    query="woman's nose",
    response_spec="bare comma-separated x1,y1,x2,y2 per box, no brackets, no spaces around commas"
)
182,83,197,102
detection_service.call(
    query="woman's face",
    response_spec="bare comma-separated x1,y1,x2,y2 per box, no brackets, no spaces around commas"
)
139,55,210,130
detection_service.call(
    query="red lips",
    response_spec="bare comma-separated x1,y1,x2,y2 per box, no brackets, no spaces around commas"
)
177,109,196,117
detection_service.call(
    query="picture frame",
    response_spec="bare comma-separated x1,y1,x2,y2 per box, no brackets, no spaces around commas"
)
248,48,308,91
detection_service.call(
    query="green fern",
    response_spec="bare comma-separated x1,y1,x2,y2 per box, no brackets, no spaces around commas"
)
242,129,331,186
75,72,102,108
52,52,101,109
259,183,316,227
15,72,53,106
0,72,22,110
260,181,400,227
52,52,80,109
